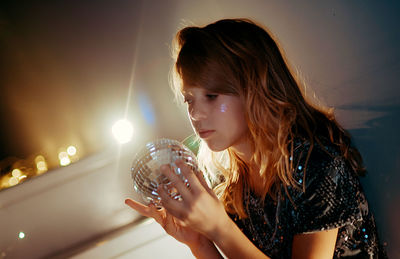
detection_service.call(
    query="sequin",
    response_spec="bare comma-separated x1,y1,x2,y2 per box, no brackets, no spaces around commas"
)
230,137,387,258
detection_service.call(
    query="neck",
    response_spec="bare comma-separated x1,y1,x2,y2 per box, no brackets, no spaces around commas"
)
231,140,265,194
231,137,253,164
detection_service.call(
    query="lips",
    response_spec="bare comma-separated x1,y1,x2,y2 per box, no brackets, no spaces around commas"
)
198,129,215,138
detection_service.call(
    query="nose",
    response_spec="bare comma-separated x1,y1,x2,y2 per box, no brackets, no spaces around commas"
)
188,102,207,121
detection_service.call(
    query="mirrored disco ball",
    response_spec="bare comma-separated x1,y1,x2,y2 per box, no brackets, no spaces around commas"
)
131,138,198,205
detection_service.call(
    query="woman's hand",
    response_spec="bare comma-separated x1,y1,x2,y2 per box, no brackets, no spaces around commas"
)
127,160,266,259
157,159,230,239
125,197,223,259
124,198,206,248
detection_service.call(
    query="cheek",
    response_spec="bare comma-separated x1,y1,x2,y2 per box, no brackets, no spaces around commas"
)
216,103,247,130
229,104,248,133
220,103,227,113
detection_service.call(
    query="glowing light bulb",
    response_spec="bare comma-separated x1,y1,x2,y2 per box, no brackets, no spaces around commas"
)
67,146,77,156
112,119,134,144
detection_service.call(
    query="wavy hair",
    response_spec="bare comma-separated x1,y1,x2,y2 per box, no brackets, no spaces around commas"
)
171,18,365,218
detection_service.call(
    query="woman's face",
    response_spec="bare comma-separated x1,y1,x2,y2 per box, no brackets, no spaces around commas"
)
181,86,249,152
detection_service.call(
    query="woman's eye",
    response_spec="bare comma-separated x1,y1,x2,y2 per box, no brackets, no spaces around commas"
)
206,94,218,100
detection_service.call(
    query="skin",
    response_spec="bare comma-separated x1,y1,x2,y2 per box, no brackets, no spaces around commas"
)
181,87,249,153
125,87,339,258
125,162,223,259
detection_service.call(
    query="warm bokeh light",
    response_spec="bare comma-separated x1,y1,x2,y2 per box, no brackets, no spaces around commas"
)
37,161,47,169
12,169,22,178
67,145,77,156
58,151,68,160
9,177,19,186
35,155,45,163
112,119,134,144
35,155,48,174
60,156,71,166
36,161,48,173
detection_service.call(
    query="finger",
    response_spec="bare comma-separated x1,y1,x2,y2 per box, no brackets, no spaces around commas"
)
163,212,178,235
149,203,167,225
160,164,191,198
176,160,217,198
194,169,213,192
174,216,189,228
158,184,186,220
174,160,204,194
125,198,168,228
125,198,154,218
196,171,218,198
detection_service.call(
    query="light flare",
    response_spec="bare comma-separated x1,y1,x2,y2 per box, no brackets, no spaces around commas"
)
112,119,134,144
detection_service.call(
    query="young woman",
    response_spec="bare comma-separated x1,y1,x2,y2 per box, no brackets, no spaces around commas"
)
125,19,386,258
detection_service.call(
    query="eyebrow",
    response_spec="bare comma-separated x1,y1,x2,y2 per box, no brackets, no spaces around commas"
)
180,89,189,95
180,86,197,95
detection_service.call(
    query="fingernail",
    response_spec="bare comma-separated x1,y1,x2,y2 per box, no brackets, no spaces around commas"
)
175,166,182,175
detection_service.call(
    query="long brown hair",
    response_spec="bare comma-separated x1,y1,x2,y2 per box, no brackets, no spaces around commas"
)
172,18,365,218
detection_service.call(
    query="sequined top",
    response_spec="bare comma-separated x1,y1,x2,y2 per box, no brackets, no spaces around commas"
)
230,138,387,258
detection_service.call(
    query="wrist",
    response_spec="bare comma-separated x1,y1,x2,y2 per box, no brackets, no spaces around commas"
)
189,235,222,259
206,212,234,242
187,233,210,251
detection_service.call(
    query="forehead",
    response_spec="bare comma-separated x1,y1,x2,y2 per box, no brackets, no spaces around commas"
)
180,75,220,94
180,84,204,95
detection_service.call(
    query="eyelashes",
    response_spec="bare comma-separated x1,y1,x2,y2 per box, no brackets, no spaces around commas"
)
205,94,218,100
183,97,192,104
183,94,218,104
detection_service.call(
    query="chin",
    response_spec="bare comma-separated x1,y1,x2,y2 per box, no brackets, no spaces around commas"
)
204,140,228,152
